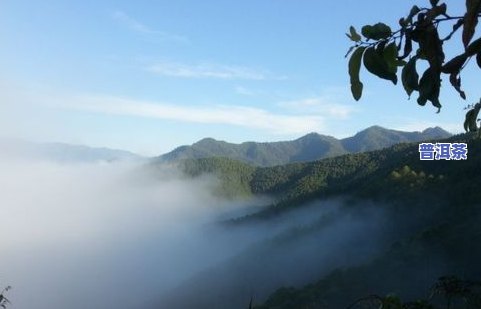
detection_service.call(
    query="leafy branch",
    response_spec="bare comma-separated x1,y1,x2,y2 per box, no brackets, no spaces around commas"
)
346,0,481,122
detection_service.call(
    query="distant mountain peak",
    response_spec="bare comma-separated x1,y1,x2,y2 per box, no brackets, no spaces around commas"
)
296,132,321,140
422,126,451,135
365,125,387,130
0,139,142,163
351,125,390,136
195,137,218,144
302,132,321,137
158,126,452,167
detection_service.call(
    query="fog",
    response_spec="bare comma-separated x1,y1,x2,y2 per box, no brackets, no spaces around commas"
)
159,200,397,309
0,155,395,309
0,157,236,309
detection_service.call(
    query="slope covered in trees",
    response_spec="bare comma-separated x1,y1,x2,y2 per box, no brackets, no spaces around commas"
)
161,133,481,309
254,134,481,308
175,132,479,214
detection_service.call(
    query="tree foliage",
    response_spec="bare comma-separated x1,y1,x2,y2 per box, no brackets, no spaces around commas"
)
346,0,481,127
345,277,481,309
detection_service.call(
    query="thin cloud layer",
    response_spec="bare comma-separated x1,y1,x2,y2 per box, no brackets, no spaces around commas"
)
279,97,358,119
61,95,325,135
234,85,257,96
112,10,188,43
147,61,285,80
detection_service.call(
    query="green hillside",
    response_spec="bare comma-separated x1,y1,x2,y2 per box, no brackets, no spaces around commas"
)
161,133,481,309
180,157,256,198
174,132,480,215
253,134,481,308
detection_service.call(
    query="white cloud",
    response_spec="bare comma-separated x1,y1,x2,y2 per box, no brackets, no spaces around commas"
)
234,86,256,96
279,97,358,119
57,95,324,135
147,61,285,80
112,10,188,43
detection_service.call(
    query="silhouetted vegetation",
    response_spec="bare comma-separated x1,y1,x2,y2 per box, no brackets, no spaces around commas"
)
346,1,481,114
253,277,481,309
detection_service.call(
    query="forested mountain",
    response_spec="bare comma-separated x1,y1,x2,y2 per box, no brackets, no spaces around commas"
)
341,125,451,152
161,132,481,309
177,132,476,211
159,126,451,166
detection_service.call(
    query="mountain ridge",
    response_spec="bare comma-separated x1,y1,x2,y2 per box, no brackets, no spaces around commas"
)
159,132,481,309
0,138,143,163
159,126,452,166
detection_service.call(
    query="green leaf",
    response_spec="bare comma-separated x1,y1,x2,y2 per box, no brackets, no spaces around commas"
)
417,96,428,106
467,37,481,56
401,57,419,96
349,47,366,100
375,40,387,53
417,24,444,71
347,26,361,42
418,68,441,110
361,23,392,40
406,5,421,24
383,42,399,74
361,25,373,40
441,53,468,74
363,46,397,84
464,103,481,132
371,23,392,40
463,0,481,47
449,73,466,100
427,3,447,19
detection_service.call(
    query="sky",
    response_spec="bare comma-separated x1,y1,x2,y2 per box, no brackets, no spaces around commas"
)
0,0,477,155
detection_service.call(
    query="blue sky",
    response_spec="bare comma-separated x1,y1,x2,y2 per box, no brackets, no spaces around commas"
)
0,0,476,155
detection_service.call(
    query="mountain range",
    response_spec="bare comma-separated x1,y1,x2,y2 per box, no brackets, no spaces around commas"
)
158,126,451,166
162,131,481,309
0,139,142,163
0,126,452,165
2,126,477,309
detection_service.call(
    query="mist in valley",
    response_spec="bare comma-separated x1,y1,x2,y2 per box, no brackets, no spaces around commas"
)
0,153,404,309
